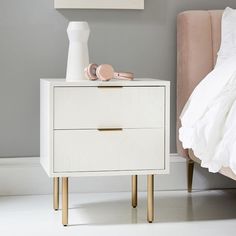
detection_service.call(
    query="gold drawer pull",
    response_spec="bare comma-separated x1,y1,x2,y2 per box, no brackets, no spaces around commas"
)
97,128,123,132
97,86,123,89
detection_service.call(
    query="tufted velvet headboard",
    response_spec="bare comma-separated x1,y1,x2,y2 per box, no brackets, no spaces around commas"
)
176,10,223,158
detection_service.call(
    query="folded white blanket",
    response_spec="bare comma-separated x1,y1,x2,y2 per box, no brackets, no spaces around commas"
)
179,55,236,174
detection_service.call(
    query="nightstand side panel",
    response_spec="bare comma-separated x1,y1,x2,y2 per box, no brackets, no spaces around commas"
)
164,84,170,174
40,80,54,176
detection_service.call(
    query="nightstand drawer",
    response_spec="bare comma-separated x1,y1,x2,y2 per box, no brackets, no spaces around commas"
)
54,86,165,129
53,129,165,172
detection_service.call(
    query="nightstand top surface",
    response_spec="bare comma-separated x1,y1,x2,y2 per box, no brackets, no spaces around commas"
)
41,78,170,87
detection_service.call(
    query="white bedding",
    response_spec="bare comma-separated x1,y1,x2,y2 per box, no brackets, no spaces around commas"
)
216,7,236,67
179,7,236,174
179,55,236,174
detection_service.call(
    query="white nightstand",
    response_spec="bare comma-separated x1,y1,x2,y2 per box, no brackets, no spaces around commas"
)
40,78,170,226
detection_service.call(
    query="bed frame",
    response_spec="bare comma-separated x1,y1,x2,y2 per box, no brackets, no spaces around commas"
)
177,10,236,192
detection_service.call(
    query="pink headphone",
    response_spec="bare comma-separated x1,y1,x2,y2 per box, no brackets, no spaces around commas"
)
85,64,134,81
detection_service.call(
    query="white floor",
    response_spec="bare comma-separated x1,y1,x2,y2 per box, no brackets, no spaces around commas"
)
1,190,236,236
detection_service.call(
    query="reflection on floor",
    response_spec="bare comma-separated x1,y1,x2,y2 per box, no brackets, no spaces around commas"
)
1,190,236,235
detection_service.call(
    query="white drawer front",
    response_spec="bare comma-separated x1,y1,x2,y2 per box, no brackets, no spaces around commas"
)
54,87,165,129
53,129,165,172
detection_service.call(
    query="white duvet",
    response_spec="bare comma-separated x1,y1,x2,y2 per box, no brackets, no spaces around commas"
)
179,55,236,174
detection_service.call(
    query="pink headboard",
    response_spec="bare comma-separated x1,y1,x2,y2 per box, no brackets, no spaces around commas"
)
176,10,223,158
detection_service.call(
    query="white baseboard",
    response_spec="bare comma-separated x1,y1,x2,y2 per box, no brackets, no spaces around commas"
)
0,154,236,196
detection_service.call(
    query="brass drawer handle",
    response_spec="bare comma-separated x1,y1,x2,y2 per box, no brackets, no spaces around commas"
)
97,86,123,89
97,128,123,132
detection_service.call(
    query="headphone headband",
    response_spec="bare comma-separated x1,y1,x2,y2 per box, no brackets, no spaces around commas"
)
114,72,134,80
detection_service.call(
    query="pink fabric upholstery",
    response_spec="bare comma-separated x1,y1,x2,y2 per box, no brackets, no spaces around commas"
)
176,10,223,158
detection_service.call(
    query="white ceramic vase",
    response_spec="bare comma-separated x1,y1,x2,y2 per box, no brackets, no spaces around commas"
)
66,22,90,82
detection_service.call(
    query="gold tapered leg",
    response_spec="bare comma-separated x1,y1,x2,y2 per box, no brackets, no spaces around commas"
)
187,160,194,193
62,177,68,226
147,175,154,223
132,175,138,208
53,177,59,211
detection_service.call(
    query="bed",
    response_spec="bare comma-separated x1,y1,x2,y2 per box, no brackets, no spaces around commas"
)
176,9,236,192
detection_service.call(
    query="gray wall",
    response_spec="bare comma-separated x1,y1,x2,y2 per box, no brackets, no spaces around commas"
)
1,0,236,157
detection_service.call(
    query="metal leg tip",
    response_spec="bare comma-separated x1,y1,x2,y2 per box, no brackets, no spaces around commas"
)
148,221,153,223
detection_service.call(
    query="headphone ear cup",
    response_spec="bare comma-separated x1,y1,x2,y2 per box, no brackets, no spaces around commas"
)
85,64,98,80
96,64,114,81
